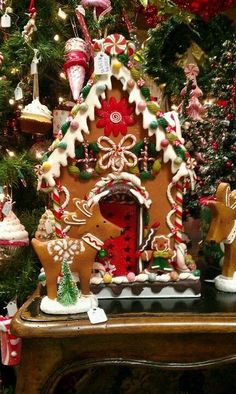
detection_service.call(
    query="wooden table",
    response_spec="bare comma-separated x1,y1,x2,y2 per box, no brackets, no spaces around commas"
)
11,281,236,393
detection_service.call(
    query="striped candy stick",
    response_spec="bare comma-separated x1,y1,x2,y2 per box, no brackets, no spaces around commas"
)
52,181,70,238
52,182,63,238
174,180,184,246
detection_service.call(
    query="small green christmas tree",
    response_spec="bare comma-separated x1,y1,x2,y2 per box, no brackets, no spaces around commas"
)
57,260,79,306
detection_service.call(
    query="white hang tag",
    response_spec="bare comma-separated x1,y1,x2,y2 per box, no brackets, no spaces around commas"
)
94,52,110,75
76,5,86,16
2,201,12,216
14,86,23,100
87,307,108,324
45,218,53,234
1,13,11,28
31,60,38,75
5,300,18,317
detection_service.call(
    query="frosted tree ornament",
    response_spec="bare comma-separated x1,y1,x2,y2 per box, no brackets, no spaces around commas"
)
180,64,204,121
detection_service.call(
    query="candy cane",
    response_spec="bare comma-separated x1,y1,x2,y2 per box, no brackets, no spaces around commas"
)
51,180,70,238
75,6,94,57
174,180,183,245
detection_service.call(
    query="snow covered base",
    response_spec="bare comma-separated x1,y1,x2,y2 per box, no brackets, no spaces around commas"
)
40,294,98,314
215,274,236,293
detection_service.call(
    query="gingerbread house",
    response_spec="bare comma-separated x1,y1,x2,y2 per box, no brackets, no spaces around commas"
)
36,35,200,302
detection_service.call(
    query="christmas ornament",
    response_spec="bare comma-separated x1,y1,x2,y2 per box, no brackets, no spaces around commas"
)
180,64,204,120
0,209,29,248
143,4,159,28
0,313,21,366
22,0,37,41
20,51,52,134
103,34,127,56
64,38,90,102
172,0,236,21
81,0,111,17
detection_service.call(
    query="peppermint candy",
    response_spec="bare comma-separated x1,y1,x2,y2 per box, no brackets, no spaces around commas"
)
104,34,127,56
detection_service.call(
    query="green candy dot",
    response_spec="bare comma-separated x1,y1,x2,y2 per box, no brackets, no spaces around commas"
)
99,249,108,258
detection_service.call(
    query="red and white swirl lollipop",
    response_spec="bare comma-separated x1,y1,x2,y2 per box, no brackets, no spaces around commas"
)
104,34,127,56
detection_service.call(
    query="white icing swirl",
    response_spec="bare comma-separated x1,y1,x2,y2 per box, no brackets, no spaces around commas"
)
21,98,52,121
0,211,29,243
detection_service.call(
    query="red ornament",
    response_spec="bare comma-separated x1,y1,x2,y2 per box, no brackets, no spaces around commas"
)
211,142,219,151
227,113,234,121
171,0,236,21
225,160,233,168
217,99,228,107
96,97,135,137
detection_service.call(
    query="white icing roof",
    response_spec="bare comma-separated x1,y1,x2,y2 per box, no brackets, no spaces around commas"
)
38,57,195,190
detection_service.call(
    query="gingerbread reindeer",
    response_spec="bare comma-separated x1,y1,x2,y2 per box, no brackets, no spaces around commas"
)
206,183,236,292
32,197,121,313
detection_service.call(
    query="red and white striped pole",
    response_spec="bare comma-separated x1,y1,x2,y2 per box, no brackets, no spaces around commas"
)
174,180,184,246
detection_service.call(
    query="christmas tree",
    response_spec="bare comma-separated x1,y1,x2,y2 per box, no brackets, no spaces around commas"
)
57,260,79,306
182,39,236,214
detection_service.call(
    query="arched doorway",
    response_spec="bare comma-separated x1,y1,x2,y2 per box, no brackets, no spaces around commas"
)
87,173,151,277
99,182,141,276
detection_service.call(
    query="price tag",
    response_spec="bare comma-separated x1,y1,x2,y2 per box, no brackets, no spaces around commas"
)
2,201,12,216
87,307,108,324
76,5,85,16
1,13,11,28
14,86,23,101
94,52,110,75
45,218,53,234
5,300,17,317
31,60,38,75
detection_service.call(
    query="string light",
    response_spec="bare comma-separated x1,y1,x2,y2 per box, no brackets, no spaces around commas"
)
54,34,60,42
9,99,15,105
35,151,43,159
59,72,66,79
203,98,215,107
11,68,19,74
58,97,64,104
6,149,15,157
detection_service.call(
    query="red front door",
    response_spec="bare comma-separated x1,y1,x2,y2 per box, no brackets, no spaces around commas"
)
99,200,139,276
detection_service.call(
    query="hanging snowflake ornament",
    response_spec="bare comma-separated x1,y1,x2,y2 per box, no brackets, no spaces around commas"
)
96,97,135,137
97,134,137,173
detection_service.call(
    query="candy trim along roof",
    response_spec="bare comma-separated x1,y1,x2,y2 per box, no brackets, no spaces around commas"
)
38,53,195,190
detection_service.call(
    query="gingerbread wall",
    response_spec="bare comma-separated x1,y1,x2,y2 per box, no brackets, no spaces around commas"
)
60,78,174,242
